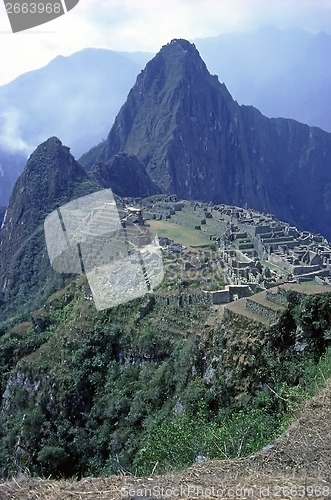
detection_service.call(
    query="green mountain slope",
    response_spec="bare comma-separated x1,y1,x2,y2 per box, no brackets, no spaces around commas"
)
0,263,330,478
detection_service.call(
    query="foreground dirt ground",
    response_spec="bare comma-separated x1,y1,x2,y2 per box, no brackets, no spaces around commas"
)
1,379,330,500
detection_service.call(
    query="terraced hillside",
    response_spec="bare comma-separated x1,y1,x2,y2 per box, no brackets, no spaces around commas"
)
225,283,331,326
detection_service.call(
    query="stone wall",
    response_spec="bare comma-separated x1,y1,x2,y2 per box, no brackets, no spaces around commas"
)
266,287,288,306
154,284,251,307
238,242,254,251
208,289,230,304
268,254,321,275
154,291,212,307
245,298,280,323
229,284,251,299
290,264,321,275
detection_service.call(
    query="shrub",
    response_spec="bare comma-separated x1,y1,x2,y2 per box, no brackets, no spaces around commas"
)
37,446,70,478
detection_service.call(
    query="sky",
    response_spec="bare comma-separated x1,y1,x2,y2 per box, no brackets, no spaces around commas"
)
0,0,331,86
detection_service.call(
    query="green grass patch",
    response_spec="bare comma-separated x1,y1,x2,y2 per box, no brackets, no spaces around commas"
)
149,220,210,246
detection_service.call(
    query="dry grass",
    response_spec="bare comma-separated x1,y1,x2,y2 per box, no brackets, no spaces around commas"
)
1,380,331,499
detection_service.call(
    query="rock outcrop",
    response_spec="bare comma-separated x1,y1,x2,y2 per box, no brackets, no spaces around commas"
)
90,152,159,197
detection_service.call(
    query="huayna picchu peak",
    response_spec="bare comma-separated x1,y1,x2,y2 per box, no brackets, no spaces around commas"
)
0,137,101,256
80,39,331,242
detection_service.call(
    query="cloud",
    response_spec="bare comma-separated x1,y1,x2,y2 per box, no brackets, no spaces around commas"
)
69,0,331,55
0,0,331,85
0,109,31,154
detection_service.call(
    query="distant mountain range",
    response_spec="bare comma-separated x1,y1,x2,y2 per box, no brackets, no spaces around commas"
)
1,26,331,206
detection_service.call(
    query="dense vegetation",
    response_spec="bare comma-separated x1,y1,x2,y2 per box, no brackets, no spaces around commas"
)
0,277,330,479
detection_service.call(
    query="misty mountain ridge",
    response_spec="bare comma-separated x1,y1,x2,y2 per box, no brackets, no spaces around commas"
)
1,26,331,207
0,48,151,157
0,48,151,206
197,26,331,132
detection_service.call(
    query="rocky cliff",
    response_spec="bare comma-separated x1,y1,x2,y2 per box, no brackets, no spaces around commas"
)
0,137,100,322
89,152,159,197
0,207,5,228
81,39,331,240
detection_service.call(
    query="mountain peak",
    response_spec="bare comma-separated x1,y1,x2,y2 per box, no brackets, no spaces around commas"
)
90,37,233,190
150,37,210,78
82,40,331,241
0,136,92,251
160,38,199,55
26,136,73,175
0,136,101,316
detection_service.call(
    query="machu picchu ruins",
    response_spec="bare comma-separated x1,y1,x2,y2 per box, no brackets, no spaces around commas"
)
116,195,331,325
130,194,331,287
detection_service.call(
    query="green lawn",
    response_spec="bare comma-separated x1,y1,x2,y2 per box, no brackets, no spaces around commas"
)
171,208,227,239
149,220,210,247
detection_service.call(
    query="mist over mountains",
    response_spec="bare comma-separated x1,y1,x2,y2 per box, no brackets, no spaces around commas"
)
1,26,331,207
197,26,331,132
0,48,150,158
0,49,150,206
